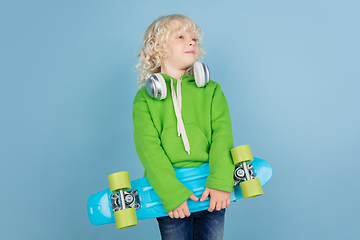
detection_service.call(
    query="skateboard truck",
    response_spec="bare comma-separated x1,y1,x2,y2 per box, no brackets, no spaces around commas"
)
108,171,138,229
231,145,263,198
234,163,255,186
110,190,141,212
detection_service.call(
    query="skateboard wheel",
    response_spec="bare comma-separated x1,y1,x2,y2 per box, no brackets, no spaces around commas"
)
240,178,263,199
108,171,131,193
231,145,253,165
114,208,138,229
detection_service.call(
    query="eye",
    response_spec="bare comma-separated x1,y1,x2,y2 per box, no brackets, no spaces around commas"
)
178,35,184,39
192,38,198,42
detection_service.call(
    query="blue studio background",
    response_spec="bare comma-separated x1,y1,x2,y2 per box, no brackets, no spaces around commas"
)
1,0,359,239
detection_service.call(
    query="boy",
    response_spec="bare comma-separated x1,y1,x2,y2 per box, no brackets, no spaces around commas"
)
133,14,234,240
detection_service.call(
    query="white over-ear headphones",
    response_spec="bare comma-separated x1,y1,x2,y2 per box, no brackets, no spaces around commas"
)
145,62,210,100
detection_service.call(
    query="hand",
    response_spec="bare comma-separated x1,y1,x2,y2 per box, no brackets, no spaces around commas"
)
168,194,199,218
200,188,231,212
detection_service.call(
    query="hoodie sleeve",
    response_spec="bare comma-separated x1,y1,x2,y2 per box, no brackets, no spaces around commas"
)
206,83,235,192
132,89,192,213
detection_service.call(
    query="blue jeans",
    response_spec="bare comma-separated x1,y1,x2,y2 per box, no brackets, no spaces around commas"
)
156,209,225,240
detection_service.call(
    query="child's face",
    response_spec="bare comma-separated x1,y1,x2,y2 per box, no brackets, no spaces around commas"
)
160,29,199,73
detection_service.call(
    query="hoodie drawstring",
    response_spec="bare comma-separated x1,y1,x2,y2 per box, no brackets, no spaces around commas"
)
170,78,190,155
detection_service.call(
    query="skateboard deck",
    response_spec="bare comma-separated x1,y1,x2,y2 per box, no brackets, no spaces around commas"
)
87,157,272,227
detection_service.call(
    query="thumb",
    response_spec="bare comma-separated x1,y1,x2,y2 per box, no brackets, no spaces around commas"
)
200,188,210,202
189,194,199,201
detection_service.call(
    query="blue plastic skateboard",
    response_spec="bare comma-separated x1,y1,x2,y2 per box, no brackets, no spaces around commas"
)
87,145,273,229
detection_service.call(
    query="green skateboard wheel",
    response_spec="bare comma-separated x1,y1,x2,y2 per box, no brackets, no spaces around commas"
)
231,145,253,165
114,208,138,229
108,171,131,193
240,178,263,199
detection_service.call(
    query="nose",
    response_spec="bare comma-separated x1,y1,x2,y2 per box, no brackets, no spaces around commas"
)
188,39,196,46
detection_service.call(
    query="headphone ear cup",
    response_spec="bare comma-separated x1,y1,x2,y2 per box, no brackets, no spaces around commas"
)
194,62,210,87
145,73,167,100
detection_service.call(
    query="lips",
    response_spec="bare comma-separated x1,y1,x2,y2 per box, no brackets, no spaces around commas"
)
185,50,196,54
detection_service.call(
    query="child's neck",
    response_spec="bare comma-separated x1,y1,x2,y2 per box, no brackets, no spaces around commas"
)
160,66,186,80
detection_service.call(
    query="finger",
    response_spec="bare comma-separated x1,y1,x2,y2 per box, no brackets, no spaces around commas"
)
182,203,191,217
179,210,186,219
215,202,222,211
221,200,227,209
168,211,174,218
173,210,180,219
189,194,199,201
227,198,231,208
200,189,210,202
208,199,215,212
185,208,191,217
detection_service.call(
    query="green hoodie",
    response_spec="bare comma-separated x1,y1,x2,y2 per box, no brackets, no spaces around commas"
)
132,73,235,213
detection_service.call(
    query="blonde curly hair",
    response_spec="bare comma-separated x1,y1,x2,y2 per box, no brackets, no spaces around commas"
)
136,14,205,87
